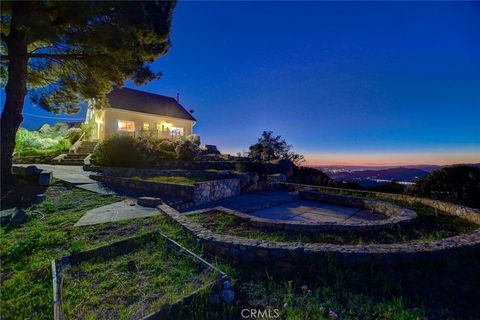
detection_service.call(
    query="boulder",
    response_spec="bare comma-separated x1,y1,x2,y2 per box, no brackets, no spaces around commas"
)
39,171,53,186
12,165,40,179
11,209,28,225
36,194,47,202
0,210,13,225
137,197,163,207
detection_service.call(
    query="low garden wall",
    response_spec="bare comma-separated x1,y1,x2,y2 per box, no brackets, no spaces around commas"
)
157,202,480,271
13,155,55,164
52,231,232,320
90,174,195,200
279,183,480,224
90,174,240,205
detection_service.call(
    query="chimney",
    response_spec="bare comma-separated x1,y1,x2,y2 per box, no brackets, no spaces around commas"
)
176,93,180,103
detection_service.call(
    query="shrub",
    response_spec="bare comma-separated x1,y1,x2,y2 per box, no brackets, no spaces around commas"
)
65,128,83,143
187,134,201,146
158,140,175,152
92,135,146,167
80,123,93,139
407,165,480,209
175,140,199,161
156,149,177,160
57,138,72,151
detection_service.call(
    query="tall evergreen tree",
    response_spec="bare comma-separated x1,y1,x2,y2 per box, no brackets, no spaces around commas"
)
0,1,175,192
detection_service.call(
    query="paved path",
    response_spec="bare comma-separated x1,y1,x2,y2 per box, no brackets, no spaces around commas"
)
186,190,298,213
18,164,162,226
250,200,386,223
17,164,115,195
74,200,160,226
187,190,386,223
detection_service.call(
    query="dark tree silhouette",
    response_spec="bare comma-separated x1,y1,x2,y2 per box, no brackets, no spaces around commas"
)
0,1,176,192
408,165,480,208
248,131,304,165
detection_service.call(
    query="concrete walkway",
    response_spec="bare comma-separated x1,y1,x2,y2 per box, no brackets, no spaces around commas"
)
74,200,160,226
250,200,386,223
187,190,387,223
17,164,115,195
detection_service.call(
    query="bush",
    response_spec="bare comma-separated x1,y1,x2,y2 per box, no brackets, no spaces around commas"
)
80,123,93,139
156,149,177,160
407,165,480,209
57,138,72,150
65,128,83,143
92,135,146,167
175,140,199,161
158,140,176,152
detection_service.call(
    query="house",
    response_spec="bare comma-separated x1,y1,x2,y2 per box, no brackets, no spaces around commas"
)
85,87,197,141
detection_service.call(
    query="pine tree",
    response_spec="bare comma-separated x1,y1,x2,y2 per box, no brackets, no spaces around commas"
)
0,1,176,192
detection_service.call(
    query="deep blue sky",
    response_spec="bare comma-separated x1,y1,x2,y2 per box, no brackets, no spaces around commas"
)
2,1,480,165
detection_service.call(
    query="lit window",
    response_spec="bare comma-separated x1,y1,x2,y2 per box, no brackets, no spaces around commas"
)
171,127,184,136
118,120,135,132
156,123,163,131
143,122,150,130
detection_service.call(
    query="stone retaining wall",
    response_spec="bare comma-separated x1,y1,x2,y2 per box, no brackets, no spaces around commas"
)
157,203,480,269
90,174,240,205
279,183,480,224
13,155,55,164
193,179,240,205
90,174,195,201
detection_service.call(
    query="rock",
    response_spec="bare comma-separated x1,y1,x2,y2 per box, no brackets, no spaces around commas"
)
11,209,28,225
222,288,235,303
127,260,138,272
38,171,53,186
12,165,40,179
0,211,13,225
137,197,163,207
36,194,47,202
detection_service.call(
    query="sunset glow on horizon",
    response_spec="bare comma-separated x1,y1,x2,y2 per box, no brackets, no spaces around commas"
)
301,150,480,167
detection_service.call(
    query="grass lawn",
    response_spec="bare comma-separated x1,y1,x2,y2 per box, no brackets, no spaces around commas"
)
0,181,203,319
188,202,477,245
1,181,478,319
131,175,211,185
62,237,218,319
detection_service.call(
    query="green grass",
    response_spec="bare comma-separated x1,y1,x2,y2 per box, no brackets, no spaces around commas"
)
131,175,210,185
2,181,478,319
188,202,477,245
62,237,218,319
0,181,207,319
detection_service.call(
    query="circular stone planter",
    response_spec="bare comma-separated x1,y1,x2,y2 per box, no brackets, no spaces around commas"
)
157,203,480,268
209,190,417,233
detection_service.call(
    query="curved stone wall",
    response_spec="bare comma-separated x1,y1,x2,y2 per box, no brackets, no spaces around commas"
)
157,202,480,267
201,190,417,233
278,182,480,224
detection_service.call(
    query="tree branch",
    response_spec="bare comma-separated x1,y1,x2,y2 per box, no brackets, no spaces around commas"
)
1,53,107,60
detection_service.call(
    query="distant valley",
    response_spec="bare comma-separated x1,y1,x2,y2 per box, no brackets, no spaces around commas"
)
314,163,480,187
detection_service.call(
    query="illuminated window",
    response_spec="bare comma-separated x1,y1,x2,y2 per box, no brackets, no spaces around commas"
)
171,127,184,136
143,122,150,130
118,120,135,132
156,123,163,131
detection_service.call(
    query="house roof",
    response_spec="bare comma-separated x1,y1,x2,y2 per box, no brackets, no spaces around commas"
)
107,87,196,121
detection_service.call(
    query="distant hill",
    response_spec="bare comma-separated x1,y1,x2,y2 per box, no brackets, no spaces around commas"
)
328,167,429,183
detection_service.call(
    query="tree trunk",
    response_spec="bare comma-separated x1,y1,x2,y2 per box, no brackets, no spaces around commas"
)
1,3,28,195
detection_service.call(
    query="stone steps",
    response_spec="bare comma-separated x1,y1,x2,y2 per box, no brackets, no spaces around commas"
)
57,141,97,165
